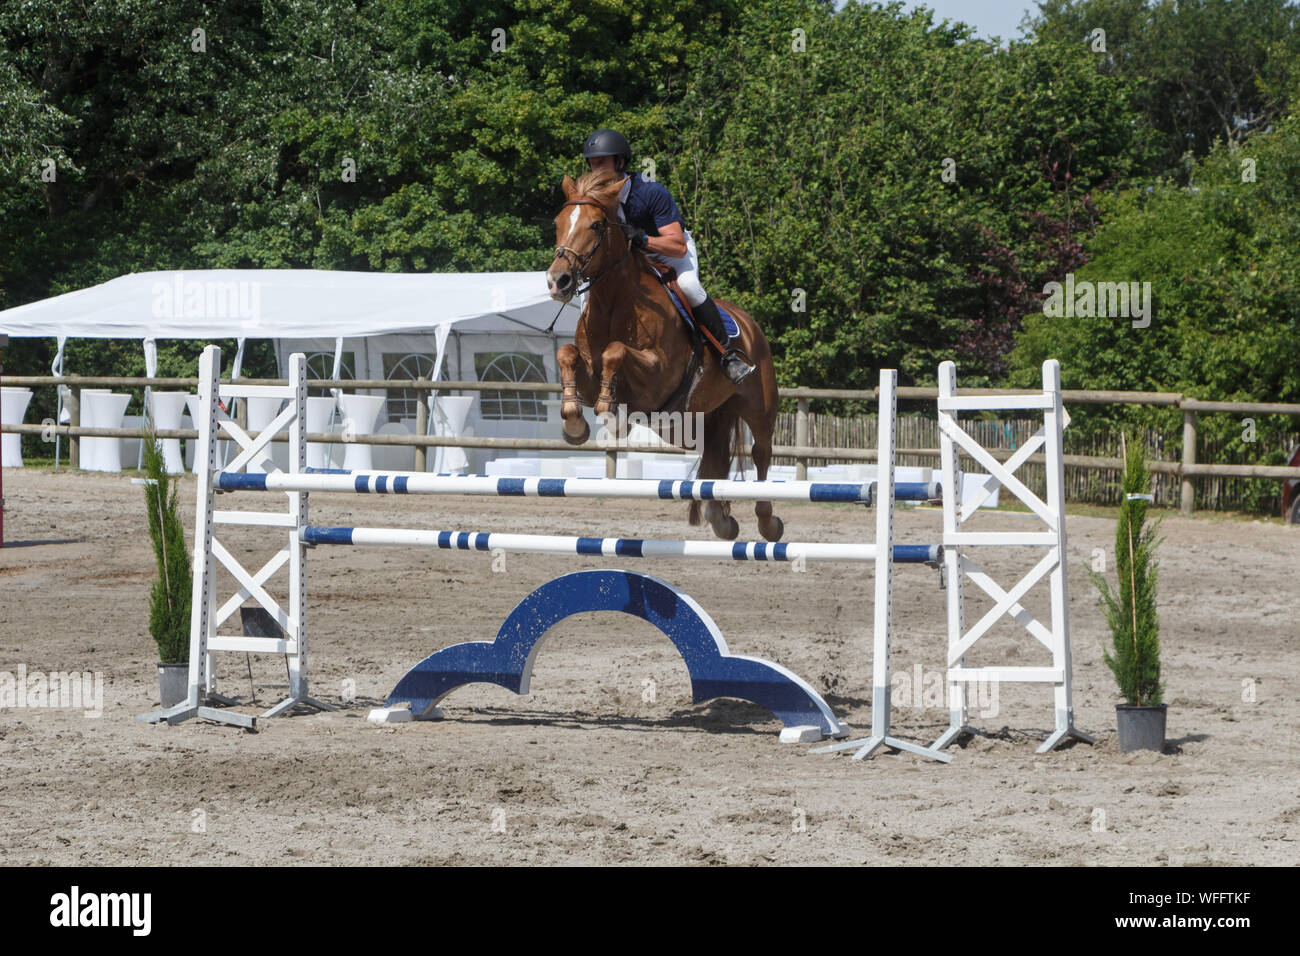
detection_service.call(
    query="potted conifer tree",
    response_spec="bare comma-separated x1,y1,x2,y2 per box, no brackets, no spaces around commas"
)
143,432,191,706
1091,436,1166,752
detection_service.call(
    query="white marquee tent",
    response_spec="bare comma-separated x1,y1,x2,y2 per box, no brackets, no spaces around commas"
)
0,267,582,378
0,269,587,472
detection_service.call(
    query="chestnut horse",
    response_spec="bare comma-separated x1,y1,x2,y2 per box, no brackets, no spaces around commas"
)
545,169,784,541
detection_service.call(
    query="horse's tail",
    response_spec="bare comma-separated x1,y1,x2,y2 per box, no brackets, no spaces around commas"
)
687,403,747,526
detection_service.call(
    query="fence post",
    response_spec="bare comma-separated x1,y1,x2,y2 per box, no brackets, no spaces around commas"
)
795,398,809,481
414,379,428,472
606,448,617,478
69,387,81,470
1180,409,1198,516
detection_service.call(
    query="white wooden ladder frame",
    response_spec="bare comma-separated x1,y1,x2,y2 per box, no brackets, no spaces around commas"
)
930,359,1093,754
138,346,332,728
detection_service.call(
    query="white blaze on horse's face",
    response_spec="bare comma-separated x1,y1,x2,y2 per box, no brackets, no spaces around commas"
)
549,202,598,301
560,204,602,260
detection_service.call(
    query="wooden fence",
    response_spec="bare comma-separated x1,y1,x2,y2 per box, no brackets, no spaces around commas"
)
774,411,1300,512
3,370,1298,517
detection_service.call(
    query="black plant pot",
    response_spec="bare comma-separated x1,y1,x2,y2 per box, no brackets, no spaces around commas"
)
1116,703,1167,753
157,663,188,708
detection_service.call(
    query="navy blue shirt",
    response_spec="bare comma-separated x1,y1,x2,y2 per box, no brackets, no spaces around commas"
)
620,173,686,236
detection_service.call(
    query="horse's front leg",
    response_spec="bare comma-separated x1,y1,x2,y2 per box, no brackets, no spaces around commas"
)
557,343,596,445
593,341,665,427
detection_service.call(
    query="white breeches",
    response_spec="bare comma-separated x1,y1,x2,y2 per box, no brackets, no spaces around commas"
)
649,229,706,306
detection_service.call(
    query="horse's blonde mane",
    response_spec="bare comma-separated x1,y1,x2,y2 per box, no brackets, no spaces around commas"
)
575,167,624,199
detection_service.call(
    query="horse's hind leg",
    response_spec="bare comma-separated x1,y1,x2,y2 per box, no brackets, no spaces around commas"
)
701,499,738,541
749,435,784,541
690,406,739,540
742,407,784,542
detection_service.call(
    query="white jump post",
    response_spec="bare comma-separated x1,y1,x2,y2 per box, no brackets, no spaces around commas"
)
930,359,1092,753
810,369,951,763
139,347,332,728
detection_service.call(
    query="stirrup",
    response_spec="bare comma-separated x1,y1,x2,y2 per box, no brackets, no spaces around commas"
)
723,350,756,384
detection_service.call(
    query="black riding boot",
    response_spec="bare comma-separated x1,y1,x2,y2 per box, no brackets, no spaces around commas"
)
693,296,756,384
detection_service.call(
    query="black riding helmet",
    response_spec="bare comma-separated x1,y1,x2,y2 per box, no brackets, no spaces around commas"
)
582,129,631,168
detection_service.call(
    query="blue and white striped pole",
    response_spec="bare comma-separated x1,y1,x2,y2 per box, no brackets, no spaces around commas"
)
301,525,940,565
219,470,940,504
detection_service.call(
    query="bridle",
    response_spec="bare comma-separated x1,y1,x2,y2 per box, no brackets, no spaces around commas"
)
553,198,632,295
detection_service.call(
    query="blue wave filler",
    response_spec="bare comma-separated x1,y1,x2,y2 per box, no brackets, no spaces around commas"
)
387,569,842,736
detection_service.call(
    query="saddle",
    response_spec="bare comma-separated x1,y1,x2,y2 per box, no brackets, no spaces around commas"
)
643,258,745,346
647,260,696,317
641,258,706,415
645,259,730,356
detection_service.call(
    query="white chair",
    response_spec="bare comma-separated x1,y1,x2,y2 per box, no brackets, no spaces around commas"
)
148,391,190,474
305,396,339,470
80,390,132,472
338,394,387,473
121,414,146,469
429,395,474,474
371,421,416,472
0,386,33,468
182,411,196,471
186,394,231,473
245,396,285,473
185,395,204,473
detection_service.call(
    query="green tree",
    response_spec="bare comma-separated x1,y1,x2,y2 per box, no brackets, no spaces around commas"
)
1091,436,1163,706
1028,0,1300,181
674,0,1137,387
0,0,739,338
1010,104,1300,411
143,434,191,664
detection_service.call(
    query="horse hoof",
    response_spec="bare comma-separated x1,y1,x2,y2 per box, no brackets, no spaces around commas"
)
713,515,740,541
562,420,590,445
761,516,784,542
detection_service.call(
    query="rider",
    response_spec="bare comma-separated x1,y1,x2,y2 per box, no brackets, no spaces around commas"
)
582,128,756,385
